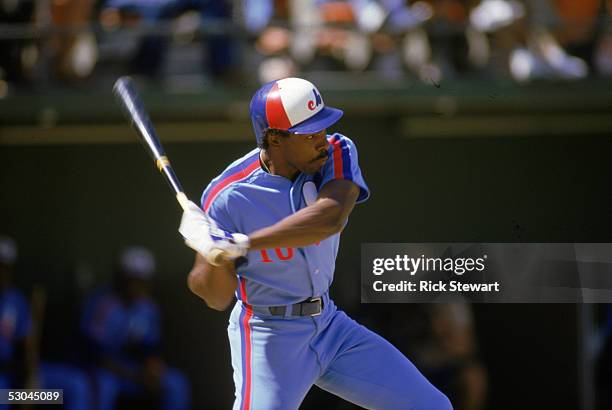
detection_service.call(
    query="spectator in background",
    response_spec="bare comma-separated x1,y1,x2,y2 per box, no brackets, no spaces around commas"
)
242,0,302,83
0,0,38,84
324,0,435,80
412,303,487,410
100,0,174,78
242,0,406,83
594,0,612,76
359,302,486,410
100,0,237,81
48,0,98,81
81,246,189,410
0,235,91,410
552,0,603,70
0,0,98,86
469,0,590,82
553,0,612,77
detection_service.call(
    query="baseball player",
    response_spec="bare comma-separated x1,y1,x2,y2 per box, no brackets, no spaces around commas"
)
80,246,190,410
179,77,452,409
0,235,91,410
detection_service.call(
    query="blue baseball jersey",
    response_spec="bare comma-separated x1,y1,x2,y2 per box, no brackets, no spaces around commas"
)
81,289,160,363
0,288,31,364
200,133,369,306
204,133,452,409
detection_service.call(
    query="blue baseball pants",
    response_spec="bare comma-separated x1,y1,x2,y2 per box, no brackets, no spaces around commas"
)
228,294,453,410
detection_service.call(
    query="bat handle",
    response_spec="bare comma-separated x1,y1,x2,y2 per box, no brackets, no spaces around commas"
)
176,192,189,212
176,192,227,266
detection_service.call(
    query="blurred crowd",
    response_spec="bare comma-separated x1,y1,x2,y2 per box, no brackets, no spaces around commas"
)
1,0,612,92
0,235,189,410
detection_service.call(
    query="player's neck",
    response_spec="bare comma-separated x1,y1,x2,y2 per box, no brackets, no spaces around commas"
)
260,150,299,181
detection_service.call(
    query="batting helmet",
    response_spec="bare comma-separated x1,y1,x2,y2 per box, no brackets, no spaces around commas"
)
249,77,344,146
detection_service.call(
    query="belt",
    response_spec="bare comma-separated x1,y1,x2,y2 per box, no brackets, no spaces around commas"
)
267,297,324,317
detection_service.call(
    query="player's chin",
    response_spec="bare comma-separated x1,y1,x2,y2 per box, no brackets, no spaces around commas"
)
305,157,327,174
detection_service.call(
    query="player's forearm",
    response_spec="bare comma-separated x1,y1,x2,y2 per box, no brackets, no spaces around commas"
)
187,255,237,311
248,197,344,250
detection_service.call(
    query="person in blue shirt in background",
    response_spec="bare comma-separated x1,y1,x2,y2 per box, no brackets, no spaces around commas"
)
99,0,236,80
0,236,32,393
0,235,91,410
81,246,190,410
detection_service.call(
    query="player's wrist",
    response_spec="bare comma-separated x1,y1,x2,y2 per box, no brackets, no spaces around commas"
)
231,233,250,253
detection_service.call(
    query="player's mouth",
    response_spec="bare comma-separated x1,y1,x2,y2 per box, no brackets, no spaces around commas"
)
311,150,328,164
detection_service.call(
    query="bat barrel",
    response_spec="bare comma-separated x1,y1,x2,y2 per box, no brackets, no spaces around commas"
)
113,76,186,202
113,76,228,267
113,77,166,162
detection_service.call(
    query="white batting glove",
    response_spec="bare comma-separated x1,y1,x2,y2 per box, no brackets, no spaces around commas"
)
179,201,249,261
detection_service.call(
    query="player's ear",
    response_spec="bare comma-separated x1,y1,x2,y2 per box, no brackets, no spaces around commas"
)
268,131,282,148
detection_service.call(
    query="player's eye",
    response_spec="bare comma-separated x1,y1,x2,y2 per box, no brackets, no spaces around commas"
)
306,135,314,140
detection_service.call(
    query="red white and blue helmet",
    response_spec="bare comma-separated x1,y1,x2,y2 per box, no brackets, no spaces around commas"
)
249,77,344,145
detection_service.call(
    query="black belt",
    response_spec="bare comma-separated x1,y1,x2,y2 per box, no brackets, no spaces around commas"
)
268,297,324,317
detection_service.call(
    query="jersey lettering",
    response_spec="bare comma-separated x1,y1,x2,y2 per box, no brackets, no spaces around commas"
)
260,249,274,263
259,248,295,263
275,247,294,261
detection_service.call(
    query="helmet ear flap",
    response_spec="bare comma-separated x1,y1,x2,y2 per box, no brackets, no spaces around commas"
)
251,113,268,146
250,81,277,145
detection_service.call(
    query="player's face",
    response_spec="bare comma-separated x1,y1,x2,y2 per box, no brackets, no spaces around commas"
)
126,277,151,300
281,129,329,175
116,272,151,303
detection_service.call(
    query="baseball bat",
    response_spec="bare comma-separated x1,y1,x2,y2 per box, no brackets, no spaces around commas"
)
112,76,224,265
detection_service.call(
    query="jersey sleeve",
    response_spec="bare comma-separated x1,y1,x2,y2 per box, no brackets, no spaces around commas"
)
318,134,370,203
200,186,239,233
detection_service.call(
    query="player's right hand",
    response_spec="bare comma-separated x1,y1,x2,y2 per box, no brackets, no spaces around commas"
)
179,201,250,261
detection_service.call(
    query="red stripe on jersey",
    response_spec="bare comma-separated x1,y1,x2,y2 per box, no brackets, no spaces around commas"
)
332,136,343,179
203,160,260,212
240,278,253,410
265,83,292,130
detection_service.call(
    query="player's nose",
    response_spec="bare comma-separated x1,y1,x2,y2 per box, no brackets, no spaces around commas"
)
314,133,329,152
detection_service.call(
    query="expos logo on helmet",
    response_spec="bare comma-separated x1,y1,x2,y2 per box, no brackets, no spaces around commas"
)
308,89,322,111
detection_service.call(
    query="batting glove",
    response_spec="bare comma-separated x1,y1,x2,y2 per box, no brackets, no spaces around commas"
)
179,201,250,261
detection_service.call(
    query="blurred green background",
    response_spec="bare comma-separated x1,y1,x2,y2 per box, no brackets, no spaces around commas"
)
2,80,611,408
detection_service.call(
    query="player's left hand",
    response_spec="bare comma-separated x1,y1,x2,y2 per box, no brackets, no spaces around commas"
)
179,201,249,261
